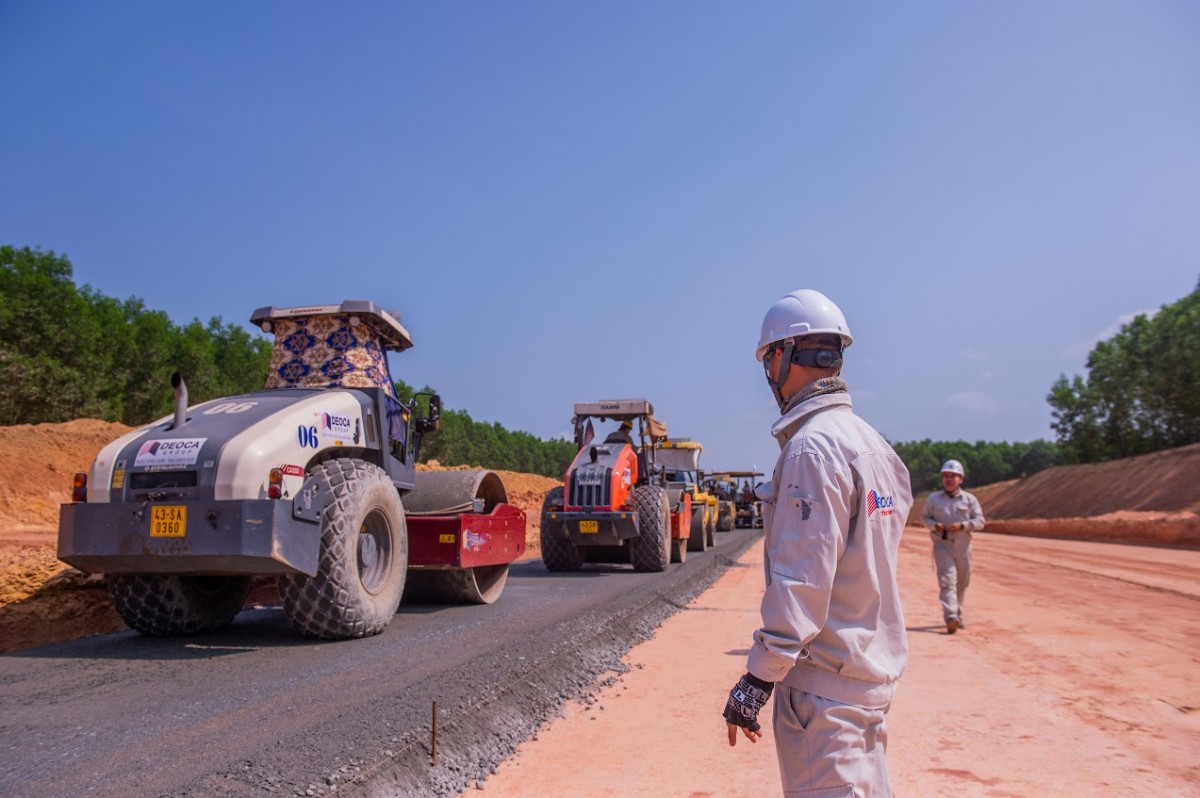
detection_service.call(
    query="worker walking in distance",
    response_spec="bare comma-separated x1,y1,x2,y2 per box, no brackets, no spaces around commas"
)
922,459,985,634
723,289,913,798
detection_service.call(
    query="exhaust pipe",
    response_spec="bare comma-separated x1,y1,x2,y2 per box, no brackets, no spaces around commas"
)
171,371,188,429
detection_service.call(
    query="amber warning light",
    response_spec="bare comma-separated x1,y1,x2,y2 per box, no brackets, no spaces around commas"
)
268,468,283,499
72,473,88,503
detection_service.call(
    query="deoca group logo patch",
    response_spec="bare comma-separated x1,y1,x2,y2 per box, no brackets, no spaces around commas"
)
867,489,895,518
134,438,207,468
319,411,354,440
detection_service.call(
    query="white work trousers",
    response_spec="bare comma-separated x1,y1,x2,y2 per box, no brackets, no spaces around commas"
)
931,530,972,623
772,684,892,798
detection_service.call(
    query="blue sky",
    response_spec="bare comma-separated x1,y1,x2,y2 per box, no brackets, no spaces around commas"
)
3,2,1198,476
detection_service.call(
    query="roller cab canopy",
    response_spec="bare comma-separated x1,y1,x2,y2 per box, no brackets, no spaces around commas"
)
656,438,703,473
573,398,668,441
251,300,413,397
251,301,413,352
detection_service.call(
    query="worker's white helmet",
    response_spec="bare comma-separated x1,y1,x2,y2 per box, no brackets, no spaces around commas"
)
940,460,965,476
755,289,853,361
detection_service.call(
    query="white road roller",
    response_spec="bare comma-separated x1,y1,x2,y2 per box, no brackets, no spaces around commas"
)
58,301,526,640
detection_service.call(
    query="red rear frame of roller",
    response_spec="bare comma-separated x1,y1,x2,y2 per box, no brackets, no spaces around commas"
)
407,503,527,569
670,492,692,539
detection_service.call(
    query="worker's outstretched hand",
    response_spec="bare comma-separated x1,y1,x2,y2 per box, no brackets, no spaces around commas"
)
723,672,773,746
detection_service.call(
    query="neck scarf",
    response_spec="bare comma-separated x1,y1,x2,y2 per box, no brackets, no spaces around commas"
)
782,376,848,415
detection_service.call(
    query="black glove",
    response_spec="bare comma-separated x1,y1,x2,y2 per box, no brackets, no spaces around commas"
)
723,672,774,732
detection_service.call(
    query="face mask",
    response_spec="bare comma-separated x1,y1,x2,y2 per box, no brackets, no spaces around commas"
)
763,341,844,411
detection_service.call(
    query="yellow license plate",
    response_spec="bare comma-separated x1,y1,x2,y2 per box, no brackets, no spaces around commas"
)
579,519,598,534
150,506,187,538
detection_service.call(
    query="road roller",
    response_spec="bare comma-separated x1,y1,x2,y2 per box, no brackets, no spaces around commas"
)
57,300,526,640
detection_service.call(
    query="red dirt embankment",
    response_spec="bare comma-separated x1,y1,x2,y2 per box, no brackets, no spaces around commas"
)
960,442,1200,547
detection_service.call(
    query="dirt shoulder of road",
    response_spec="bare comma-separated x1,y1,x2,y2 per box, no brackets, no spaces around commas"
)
462,530,1200,796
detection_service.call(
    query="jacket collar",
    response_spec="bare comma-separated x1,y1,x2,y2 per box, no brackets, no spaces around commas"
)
771,390,853,447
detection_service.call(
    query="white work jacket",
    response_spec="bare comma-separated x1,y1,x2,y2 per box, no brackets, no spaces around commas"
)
747,391,913,708
921,488,985,534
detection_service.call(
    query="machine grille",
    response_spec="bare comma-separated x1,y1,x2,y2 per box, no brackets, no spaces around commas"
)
128,471,199,490
569,466,612,508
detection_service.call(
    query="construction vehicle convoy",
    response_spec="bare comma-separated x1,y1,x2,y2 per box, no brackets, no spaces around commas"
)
704,473,739,532
656,438,719,553
540,399,695,571
722,470,765,528
58,301,527,640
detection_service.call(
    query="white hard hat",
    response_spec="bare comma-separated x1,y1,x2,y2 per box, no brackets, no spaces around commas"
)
940,460,965,476
755,289,853,361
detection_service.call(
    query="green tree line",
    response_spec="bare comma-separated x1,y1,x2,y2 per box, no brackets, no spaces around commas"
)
393,380,576,478
895,280,1199,489
1,245,576,478
889,439,1059,494
5,245,1195,483
0,246,271,425
1047,279,1200,464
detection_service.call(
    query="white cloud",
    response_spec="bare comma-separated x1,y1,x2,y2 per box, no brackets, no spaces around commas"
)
963,349,988,360
945,391,1004,418
1061,309,1158,360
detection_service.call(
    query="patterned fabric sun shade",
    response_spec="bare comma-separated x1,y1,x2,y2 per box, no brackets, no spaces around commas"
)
264,313,397,399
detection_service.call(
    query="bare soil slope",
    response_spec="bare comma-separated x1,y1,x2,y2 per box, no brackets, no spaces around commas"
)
970,442,1200,518
965,443,1200,547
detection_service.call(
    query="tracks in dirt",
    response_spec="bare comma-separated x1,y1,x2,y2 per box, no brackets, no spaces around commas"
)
0,528,760,798
975,533,1200,600
890,531,1200,795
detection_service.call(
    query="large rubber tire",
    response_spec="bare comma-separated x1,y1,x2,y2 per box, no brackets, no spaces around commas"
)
688,505,708,552
717,503,735,532
706,507,716,547
107,574,251,636
278,459,408,639
630,485,670,572
540,486,582,572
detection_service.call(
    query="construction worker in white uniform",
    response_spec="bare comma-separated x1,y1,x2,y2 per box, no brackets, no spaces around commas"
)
723,289,913,798
921,459,985,634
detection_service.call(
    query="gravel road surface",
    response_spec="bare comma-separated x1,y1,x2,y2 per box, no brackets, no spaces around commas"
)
0,528,760,798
